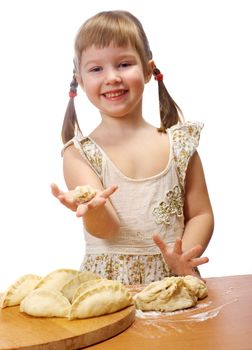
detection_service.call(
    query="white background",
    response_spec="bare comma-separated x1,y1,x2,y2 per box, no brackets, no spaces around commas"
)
0,0,251,291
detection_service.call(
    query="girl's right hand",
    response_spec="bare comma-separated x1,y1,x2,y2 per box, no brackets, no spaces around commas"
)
51,183,118,217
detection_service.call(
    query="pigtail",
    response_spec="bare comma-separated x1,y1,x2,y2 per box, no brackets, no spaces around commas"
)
61,70,81,144
153,67,183,133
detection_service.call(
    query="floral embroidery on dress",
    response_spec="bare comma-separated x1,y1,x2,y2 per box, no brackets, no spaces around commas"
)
81,253,171,285
171,122,203,189
78,137,103,176
152,185,184,225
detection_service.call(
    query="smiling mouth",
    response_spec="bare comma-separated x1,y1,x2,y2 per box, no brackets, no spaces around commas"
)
102,90,128,99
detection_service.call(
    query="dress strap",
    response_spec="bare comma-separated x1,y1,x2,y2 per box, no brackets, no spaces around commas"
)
170,121,203,190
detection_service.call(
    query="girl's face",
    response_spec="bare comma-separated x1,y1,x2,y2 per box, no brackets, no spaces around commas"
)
77,43,152,119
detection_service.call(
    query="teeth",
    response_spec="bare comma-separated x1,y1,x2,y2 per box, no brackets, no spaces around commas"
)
104,91,125,98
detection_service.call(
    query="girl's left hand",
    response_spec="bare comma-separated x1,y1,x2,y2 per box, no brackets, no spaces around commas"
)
153,234,209,279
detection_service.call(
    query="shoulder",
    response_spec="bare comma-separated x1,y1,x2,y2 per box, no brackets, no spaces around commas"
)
62,134,96,161
62,133,90,153
62,140,89,170
62,134,103,178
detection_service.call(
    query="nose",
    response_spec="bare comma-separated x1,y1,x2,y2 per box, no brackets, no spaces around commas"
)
105,68,122,85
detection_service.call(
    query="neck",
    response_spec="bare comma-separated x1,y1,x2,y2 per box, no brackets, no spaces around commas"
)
98,104,149,135
102,115,146,131
91,114,153,145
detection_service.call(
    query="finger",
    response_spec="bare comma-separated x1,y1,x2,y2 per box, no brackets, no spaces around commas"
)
173,238,183,255
57,195,76,210
88,196,107,208
183,244,203,260
51,183,63,197
191,256,209,267
76,204,88,217
76,197,107,217
152,234,168,254
100,185,118,199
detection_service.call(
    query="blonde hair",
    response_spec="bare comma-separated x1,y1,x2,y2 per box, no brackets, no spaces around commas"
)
62,10,182,143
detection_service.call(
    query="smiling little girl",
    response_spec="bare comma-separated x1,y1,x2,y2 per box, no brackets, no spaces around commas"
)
52,10,214,284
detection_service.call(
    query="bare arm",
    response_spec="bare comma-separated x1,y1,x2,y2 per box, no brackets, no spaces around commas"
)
52,145,120,239
182,151,214,253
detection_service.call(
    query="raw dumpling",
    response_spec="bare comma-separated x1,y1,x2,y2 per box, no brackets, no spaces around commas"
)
20,288,71,318
72,278,112,303
35,268,79,291
133,276,208,312
61,271,101,302
69,280,133,319
73,185,97,203
1,274,41,308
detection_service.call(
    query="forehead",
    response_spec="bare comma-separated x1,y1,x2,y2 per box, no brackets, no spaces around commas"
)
80,43,141,65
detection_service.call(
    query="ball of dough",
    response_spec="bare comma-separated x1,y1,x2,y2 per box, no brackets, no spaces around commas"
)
133,276,208,312
73,185,97,203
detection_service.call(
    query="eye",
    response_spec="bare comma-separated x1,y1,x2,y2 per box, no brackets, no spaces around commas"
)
118,62,131,68
89,66,103,73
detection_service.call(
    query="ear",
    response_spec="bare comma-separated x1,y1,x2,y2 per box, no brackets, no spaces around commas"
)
145,59,155,83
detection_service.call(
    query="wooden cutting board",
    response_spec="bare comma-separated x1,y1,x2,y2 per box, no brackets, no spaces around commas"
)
0,303,135,350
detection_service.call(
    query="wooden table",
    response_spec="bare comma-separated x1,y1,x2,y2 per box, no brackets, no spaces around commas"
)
88,275,252,350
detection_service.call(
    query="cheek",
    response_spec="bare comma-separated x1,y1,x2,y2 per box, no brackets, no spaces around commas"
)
128,73,145,93
127,68,145,86
82,78,98,96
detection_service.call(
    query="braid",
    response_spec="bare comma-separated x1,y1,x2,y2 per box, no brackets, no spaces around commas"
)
153,67,183,133
61,70,81,144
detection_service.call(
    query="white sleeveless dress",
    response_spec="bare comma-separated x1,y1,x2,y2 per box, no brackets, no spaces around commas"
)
63,121,203,284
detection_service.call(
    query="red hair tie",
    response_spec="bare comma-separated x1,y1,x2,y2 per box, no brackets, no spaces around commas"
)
69,91,77,98
69,69,78,98
154,73,163,81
